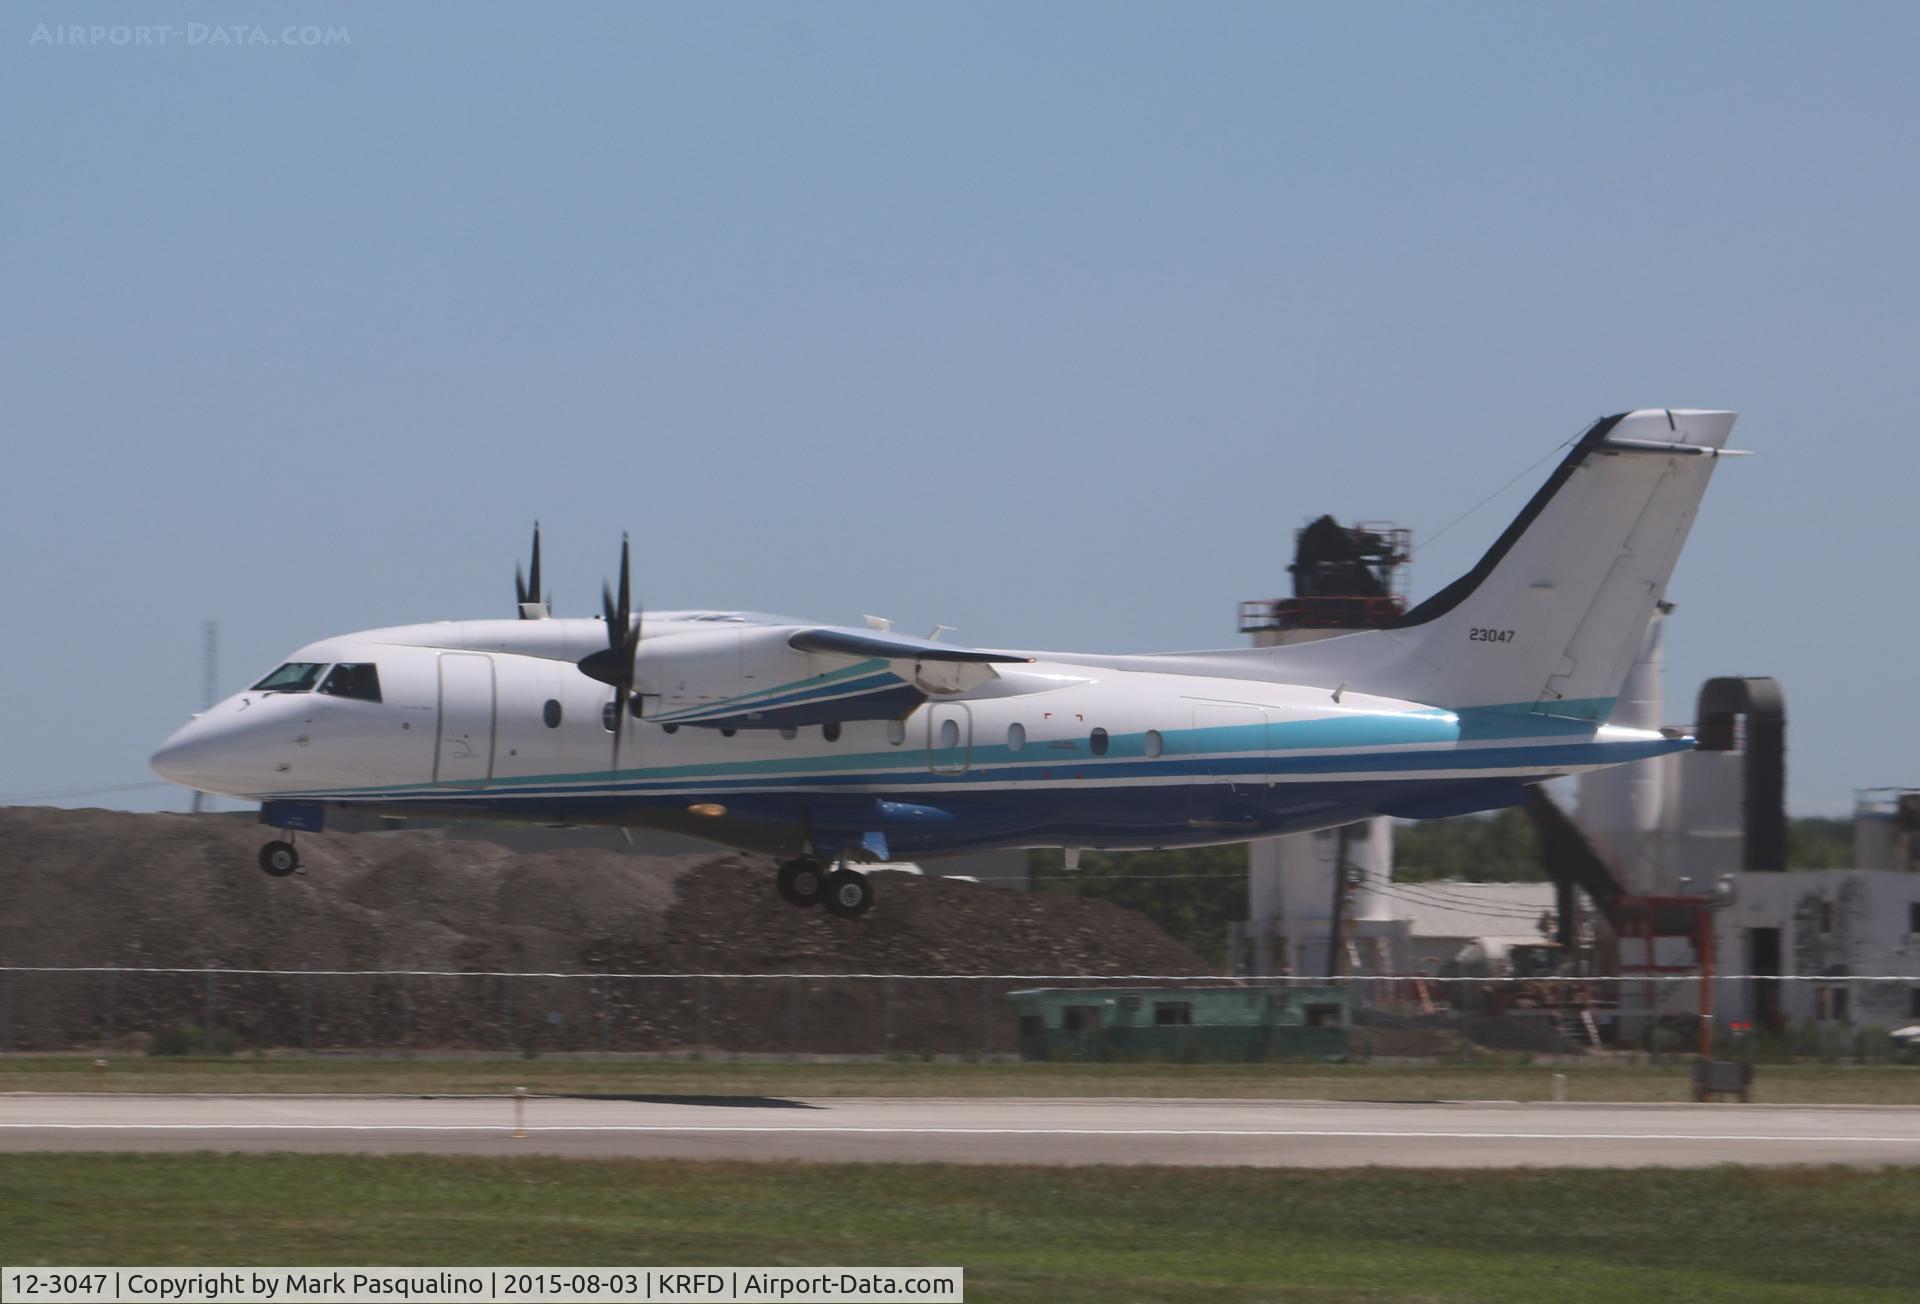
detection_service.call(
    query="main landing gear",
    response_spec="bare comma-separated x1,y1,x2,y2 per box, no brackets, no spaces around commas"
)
258,839,301,877
776,856,874,919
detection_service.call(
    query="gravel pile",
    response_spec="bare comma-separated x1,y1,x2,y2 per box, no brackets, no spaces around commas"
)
0,806,1206,1054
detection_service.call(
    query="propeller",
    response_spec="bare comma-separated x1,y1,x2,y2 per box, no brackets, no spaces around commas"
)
577,533,642,768
513,522,551,619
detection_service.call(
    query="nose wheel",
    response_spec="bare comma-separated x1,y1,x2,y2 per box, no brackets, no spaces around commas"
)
258,840,301,877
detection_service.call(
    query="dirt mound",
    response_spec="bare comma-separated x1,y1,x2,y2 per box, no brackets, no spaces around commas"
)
0,806,1206,1054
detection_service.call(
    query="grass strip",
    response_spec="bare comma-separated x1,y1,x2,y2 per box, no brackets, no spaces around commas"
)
4,1154,1919,1302
3,1056,1917,1104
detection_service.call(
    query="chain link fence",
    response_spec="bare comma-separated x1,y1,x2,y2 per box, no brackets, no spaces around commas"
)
0,967,1914,1062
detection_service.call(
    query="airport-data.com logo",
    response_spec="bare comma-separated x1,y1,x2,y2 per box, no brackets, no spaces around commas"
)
29,22,351,48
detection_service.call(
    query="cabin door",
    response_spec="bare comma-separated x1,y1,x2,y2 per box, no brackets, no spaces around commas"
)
434,653,496,787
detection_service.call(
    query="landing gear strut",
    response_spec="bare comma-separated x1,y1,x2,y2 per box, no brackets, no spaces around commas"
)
258,839,301,877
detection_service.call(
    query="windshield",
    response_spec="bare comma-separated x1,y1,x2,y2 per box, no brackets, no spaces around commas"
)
251,662,328,693
318,662,382,703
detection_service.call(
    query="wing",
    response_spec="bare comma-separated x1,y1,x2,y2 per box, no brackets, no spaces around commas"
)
637,625,1029,730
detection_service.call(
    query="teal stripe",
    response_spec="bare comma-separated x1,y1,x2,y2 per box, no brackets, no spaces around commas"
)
289,703,1622,799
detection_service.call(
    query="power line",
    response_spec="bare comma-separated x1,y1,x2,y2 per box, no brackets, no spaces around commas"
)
1,964,1909,984
1420,429,1579,550
1,780,172,803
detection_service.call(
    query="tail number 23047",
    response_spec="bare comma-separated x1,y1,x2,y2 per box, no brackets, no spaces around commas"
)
1469,627,1516,643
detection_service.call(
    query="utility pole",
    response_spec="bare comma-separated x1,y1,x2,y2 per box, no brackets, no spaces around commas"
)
1325,823,1353,979
191,620,218,814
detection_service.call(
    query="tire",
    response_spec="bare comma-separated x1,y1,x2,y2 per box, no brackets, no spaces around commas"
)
258,841,300,877
821,867,873,919
777,858,826,907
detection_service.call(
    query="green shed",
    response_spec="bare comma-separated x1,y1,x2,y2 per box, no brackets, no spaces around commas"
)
1007,985,1350,1063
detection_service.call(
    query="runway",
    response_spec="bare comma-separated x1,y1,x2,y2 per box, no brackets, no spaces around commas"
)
6,1094,1920,1166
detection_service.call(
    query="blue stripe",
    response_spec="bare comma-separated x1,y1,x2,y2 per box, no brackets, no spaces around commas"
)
278,775,1557,856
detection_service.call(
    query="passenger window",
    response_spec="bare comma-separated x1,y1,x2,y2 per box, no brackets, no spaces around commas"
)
823,721,842,743
252,662,327,694
887,720,906,746
1090,727,1109,756
1144,729,1163,758
542,699,562,728
1007,722,1026,752
318,663,381,702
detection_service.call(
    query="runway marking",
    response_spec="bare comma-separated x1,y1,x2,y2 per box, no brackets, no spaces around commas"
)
4,1125,1918,1144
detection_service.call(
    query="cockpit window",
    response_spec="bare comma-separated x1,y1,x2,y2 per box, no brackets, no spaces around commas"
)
318,663,382,703
251,662,327,694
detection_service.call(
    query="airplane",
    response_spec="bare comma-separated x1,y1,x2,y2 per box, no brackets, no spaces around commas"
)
151,409,1746,919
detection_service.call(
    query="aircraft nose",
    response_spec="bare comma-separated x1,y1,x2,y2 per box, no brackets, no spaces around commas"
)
151,716,237,793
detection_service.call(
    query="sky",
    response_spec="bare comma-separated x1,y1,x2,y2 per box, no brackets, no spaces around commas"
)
2,3,1915,817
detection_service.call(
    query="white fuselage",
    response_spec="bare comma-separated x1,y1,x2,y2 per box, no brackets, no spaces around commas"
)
152,613,1683,860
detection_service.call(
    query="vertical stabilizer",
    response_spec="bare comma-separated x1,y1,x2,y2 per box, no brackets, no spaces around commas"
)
1251,410,1741,719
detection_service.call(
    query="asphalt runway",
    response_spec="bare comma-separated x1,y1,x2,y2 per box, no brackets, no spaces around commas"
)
5,1094,1918,1167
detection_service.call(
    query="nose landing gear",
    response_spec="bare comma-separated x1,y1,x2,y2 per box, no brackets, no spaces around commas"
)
775,856,874,918
258,839,301,877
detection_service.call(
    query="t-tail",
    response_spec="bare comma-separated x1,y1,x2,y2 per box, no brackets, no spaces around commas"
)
1254,409,1745,722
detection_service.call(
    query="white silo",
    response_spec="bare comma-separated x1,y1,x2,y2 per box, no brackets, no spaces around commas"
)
1239,519,1411,978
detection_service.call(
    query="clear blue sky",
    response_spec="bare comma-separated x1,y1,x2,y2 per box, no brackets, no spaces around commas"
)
3,3,1914,816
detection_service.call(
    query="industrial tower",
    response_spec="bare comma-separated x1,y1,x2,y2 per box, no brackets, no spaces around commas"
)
1232,519,1413,978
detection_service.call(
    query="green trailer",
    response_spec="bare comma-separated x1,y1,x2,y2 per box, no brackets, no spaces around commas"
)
1008,985,1349,1063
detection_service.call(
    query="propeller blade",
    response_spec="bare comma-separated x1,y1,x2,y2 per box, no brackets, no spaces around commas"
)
529,524,542,606
611,689,626,772
613,533,632,650
515,522,545,618
583,532,642,773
